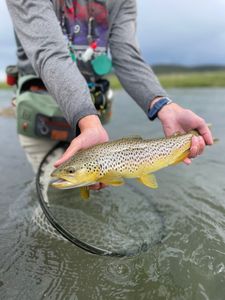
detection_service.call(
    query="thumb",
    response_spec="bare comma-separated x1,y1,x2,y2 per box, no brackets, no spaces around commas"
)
54,135,82,167
162,123,185,138
162,124,177,138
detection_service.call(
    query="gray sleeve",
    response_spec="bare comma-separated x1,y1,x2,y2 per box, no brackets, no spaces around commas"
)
6,0,97,129
109,0,168,116
14,31,36,76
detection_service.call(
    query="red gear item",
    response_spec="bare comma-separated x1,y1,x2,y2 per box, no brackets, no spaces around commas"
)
6,74,17,86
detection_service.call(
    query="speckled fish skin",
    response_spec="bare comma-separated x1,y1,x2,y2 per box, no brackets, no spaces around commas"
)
51,131,197,192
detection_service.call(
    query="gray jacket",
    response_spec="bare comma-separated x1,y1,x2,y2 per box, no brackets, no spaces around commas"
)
6,0,167,129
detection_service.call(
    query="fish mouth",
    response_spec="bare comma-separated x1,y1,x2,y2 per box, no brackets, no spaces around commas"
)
50,178,97,190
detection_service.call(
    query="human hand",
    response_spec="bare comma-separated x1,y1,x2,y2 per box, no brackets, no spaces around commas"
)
54,115,109,190
157,102,213,164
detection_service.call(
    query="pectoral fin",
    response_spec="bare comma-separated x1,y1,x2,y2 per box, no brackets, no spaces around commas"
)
100,175,125,186
80,187,90,200
137,173,158,189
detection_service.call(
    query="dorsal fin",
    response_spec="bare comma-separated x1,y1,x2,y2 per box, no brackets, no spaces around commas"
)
171,131,183,137
118,135,143,141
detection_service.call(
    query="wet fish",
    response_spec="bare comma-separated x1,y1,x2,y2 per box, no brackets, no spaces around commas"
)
50,131,214,199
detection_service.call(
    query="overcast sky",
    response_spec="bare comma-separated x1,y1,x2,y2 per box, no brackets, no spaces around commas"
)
0,0,225,79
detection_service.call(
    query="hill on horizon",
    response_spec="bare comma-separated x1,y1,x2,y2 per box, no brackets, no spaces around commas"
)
152,64,225,74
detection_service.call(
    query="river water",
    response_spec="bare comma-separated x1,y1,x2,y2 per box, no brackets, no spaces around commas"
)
0,88,224,300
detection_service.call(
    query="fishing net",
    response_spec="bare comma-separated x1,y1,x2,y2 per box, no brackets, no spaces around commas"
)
36,144,165,256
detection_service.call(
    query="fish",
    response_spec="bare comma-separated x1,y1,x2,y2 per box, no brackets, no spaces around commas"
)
50,131,216,199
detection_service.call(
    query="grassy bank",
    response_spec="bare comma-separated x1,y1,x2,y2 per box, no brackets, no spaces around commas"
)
158,71,225,88
1,70,225,90
0,82,10,89
108,71,225,90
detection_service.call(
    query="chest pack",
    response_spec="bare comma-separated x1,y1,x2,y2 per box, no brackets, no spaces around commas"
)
16,75,112,141
59,0,112,78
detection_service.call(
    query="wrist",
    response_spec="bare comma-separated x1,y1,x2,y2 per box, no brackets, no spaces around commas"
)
148,97,173,121
78,114,101,131
149,96,165,110
158,102,181,120
78,114,109,142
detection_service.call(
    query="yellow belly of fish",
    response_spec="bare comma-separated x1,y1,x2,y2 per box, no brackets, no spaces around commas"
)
99,145,190,190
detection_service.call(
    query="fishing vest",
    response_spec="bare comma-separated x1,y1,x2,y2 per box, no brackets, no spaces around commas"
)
52,0,112,80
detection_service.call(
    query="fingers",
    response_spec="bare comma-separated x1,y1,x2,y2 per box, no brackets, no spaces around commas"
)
183,157,192,165
184,136,205,163
197,136,205,155
89,183,101,190
189,136,206,159
54,136,82,167
196,119,213,145
88,183,107,191
189,136,198,158
160,105,213,165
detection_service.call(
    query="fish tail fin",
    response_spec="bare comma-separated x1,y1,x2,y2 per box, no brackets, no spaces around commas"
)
206,124,219,144
191,124,219,143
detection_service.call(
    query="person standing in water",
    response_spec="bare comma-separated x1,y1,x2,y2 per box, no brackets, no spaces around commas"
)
6,0,213,190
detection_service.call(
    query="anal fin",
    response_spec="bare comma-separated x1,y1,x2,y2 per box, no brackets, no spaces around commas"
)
137,173,158,189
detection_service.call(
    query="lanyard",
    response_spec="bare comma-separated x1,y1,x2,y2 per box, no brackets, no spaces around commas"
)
60,0,96,45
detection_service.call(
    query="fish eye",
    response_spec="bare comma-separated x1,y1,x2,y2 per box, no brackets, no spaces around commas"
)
67,167,76,174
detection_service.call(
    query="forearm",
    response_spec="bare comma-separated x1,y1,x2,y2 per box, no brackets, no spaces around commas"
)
7,0,97,129
111,44,167,113
109,0,167,115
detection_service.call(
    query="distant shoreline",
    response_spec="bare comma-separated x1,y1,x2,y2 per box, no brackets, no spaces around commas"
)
0,82,10,89
108,71,225,89
1,69,225,90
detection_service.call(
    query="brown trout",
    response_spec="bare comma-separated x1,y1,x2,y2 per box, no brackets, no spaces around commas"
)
50,131,214,199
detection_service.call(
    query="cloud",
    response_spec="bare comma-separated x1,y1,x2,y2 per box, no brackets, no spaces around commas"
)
137,0,225,65
0,0,225,76
0,0,16,74
0,1,15,45
0,71,6,82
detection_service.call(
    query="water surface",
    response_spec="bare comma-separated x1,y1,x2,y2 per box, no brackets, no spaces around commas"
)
0,88,225,299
